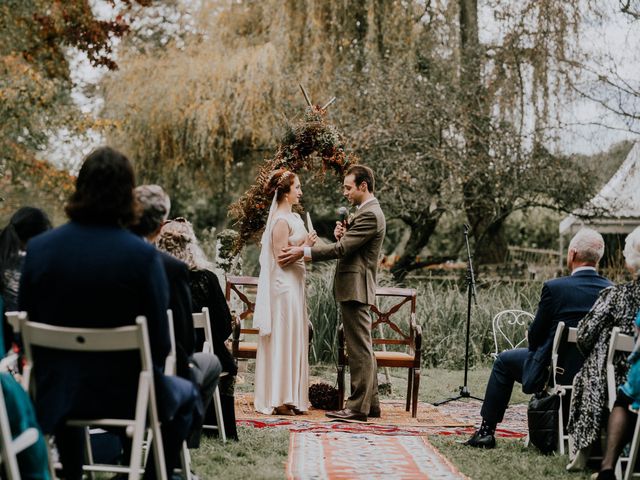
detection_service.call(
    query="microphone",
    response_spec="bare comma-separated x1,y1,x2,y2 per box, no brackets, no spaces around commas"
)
337,206,349,224
463,223,471,233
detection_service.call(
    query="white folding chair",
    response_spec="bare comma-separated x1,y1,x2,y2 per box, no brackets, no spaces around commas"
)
192,307,227,443
607,327,636,411
4,311,24,335
603,327,639,479
0,378,41,480
491,309,534,359
20,315,168,480
162,310,193,480
549,321,578,455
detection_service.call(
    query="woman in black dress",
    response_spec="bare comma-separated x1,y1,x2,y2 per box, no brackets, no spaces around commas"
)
157,218,238,440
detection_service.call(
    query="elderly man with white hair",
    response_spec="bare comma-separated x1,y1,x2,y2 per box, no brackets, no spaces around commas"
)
465,228,612,449
131,184,221,448
567,226,640,473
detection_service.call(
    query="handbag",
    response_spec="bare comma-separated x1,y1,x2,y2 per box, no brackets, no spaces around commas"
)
527,390,560,454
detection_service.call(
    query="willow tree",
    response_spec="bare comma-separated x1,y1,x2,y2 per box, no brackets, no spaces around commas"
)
102,0,596,274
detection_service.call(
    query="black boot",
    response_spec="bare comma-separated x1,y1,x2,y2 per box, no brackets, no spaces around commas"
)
464,418,496,449
220,394,238,441
203,394,239,441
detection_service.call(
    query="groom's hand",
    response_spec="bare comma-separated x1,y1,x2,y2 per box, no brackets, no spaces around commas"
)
334,221,346,240
278,246,304,267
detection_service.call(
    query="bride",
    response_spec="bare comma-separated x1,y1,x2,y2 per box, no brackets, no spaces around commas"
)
253,168,317,415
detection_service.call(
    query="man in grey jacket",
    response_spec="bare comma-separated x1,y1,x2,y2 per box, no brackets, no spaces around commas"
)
279,165,386,421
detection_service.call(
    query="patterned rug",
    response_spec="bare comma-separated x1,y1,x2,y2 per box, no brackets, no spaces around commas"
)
235,394,528,438
434,399,528,438
235,393,468,427
287,431,468,479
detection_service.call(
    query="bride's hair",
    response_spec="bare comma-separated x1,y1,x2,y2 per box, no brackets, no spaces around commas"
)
264,168,297,203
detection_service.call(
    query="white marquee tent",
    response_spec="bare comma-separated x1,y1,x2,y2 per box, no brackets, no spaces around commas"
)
560,142,640,237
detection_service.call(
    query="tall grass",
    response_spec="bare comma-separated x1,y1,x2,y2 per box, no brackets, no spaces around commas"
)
412,279,541,368
306,265,340,364
305,268,543,368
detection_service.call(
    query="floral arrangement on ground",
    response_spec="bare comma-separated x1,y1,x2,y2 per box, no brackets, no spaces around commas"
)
229,105,357,253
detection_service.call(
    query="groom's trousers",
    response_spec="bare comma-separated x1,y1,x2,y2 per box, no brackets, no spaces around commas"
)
341,300,380,415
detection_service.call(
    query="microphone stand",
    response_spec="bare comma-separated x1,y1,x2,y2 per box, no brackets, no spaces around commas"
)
433,224,483,405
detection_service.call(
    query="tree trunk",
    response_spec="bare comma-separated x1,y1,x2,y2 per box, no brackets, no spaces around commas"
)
390,210,444,281
458,0,509,264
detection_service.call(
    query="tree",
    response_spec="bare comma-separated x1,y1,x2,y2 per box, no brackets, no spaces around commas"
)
101,0,597,276
0,0,147,222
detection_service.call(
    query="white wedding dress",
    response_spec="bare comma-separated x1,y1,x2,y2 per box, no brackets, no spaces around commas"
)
253,211,310,414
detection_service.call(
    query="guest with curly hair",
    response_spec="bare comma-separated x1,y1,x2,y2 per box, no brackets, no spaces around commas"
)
567,226,640,470
157,217,239,440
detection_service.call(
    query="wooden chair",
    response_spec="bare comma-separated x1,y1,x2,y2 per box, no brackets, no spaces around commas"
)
192,307,226,443
20,315,168,480
549,321,579,455
337,287,422,417
491,309,534,359
0,376,41,480
225,276,259,360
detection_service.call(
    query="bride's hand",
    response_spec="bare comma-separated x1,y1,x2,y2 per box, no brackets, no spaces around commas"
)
304,231,318,247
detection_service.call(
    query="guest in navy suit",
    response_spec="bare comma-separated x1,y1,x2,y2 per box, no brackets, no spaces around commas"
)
465,228,612,449
18,147,201,479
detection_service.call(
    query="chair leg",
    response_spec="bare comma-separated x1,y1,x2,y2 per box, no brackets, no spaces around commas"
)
82,427,96,480
405,368,413,412
411,369,420,418
213,386,227,443
624,412,640,480
179,441,192,480
130,374,151,480
337,365,345,410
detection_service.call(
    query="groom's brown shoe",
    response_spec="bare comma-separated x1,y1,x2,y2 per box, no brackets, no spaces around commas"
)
326,408,367,422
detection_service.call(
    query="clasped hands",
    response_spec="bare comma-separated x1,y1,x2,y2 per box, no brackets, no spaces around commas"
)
278,230,318,267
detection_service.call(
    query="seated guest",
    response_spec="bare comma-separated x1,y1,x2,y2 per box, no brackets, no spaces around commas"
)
0,372,50,480
157,218,239,440
0,207,51,352
593,309,640,480
465,228,612,449
568,226,640,469
18,147,202,479
131,184,221,447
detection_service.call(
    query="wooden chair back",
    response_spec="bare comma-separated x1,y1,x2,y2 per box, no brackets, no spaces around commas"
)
369,287,419,366
225,276,259,360
337,286,422,417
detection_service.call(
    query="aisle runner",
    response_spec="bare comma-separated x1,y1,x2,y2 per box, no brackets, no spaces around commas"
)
287,432,468,480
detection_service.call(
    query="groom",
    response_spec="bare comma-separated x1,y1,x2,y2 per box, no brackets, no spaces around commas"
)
279,165,386,421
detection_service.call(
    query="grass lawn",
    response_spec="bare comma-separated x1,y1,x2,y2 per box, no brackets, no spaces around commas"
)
187,363,593,479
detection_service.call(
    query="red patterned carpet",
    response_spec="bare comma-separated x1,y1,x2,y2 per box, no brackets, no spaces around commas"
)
287,432,469,479
235,394,528,439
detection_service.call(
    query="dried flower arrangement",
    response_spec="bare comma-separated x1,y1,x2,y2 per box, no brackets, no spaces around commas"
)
229,91,357,254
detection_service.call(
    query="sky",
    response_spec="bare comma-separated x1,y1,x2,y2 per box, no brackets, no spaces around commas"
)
44,0,640,170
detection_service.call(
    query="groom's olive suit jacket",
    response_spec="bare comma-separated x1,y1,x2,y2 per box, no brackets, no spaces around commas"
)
310,199,386,305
